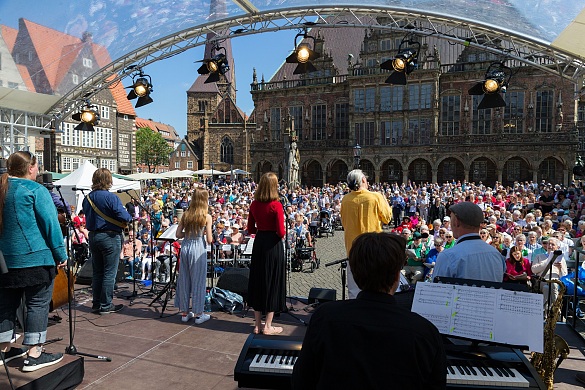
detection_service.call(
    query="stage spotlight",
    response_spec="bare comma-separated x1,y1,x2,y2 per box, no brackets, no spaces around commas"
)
72,102,100,132
197,46,230,84
285,32,320,75
380,40,420,85
126,69,154,108
468,62,512,109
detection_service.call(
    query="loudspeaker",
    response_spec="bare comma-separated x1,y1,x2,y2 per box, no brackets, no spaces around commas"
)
76,259,125,285
308,287,336,304
217,267,250,299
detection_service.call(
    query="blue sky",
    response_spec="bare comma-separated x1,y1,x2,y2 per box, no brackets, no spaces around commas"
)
137,30,297,138
0,1,296,138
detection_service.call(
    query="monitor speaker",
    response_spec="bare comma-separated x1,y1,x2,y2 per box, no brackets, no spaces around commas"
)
76,259,125,285
308,287,336,304
217,267,249,299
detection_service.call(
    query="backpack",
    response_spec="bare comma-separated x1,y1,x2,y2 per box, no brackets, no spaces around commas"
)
210,287,244,314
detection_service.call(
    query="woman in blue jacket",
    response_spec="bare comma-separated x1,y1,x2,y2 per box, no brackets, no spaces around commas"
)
0,151,68,372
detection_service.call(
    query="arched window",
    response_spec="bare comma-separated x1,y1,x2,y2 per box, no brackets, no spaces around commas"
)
220,136,234,164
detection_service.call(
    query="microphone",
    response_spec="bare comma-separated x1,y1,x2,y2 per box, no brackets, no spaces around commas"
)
54,185,61,189
71,187,86,192
279,194,289,207
117,189,131,193
552,249,563,263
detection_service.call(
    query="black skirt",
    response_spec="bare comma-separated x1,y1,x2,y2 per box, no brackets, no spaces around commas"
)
247,231,286,314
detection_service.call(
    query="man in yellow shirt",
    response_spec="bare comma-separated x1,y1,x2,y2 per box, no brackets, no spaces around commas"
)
341,169,392,298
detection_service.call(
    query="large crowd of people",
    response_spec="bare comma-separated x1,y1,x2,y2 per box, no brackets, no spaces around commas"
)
3,151,585,379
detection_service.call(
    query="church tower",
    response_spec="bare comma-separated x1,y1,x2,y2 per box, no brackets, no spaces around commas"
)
186,0,237,167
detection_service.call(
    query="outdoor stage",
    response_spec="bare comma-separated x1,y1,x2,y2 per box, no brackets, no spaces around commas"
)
2,281,585,389
1,282,312,390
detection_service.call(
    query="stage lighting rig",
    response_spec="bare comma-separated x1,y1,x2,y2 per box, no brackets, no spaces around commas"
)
468,62,512,109
72,100,100,132
126,68,154,108
380,39,420,85
197,45,230,84
285,31,321,75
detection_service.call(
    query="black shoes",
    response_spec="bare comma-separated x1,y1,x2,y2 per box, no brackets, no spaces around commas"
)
0,347,28,366
22,352,64,372
100,304,124,314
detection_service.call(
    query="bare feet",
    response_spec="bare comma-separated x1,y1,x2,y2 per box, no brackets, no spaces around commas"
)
253,326,263,335
262,326,283,335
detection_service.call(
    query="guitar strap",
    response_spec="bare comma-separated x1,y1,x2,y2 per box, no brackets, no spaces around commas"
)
86,194,127,229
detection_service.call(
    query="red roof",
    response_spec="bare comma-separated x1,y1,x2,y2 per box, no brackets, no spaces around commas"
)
16,64,35,92
108,74,136,116
19,19,113,90
19,19,134,115
135,118,179,141
1,25,18,53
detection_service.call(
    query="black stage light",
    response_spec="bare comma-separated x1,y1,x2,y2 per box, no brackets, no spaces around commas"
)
285,32,320,75
126,69,154,108
72,102,100,132
380,40,420,85
468,62,512,109
197,46,230,84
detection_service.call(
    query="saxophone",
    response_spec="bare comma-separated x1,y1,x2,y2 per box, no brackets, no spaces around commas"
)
530,278,570,390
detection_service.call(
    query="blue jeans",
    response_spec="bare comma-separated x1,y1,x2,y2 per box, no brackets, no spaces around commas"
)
0,280,54,345
89,231,122,311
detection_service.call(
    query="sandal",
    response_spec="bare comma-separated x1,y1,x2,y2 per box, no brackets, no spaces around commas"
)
262,326,283,335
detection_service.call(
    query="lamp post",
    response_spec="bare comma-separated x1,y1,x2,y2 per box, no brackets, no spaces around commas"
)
353,144,361,169
210,162,214,190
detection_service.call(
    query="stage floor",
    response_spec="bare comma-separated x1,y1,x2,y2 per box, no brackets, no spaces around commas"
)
3,281,585,390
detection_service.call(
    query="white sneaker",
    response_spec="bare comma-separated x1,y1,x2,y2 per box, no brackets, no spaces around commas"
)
194,313,210,324
181,312,194,322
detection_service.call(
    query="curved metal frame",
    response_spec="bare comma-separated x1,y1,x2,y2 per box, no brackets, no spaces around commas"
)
48,6,585,120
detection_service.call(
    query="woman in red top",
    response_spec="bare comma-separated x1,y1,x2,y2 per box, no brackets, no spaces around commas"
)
504,245,532,285
247,172,286,335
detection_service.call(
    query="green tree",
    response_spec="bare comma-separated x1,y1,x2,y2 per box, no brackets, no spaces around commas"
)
136,127,174,172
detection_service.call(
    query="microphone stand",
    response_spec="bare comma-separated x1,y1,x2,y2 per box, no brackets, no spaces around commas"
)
121,190,157,298
279,196,307,326
325,258,348,301
536,250,563,314
56,186,111,361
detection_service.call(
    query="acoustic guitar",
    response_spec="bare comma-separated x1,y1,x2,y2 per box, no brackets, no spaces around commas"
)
50,267,75,311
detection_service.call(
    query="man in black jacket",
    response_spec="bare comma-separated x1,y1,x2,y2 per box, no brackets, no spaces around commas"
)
292,232,446,390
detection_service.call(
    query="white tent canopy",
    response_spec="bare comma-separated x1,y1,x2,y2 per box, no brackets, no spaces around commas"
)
54,161,140,213
127,172,166,180
159,170,195,179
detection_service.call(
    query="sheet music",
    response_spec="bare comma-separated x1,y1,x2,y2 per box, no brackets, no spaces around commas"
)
411,283,544,352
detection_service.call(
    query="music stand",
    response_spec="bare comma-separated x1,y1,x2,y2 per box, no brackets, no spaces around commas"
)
149,224,180,317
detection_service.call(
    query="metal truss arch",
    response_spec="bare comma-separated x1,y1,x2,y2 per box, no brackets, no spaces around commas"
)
48,5,585,118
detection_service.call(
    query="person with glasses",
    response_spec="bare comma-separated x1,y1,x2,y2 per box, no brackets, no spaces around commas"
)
433,202,505,283
0,151,68,371
531,237,568,311
424,237,445,281
553,228,574,262
443,232,456,249
341,169,392,299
